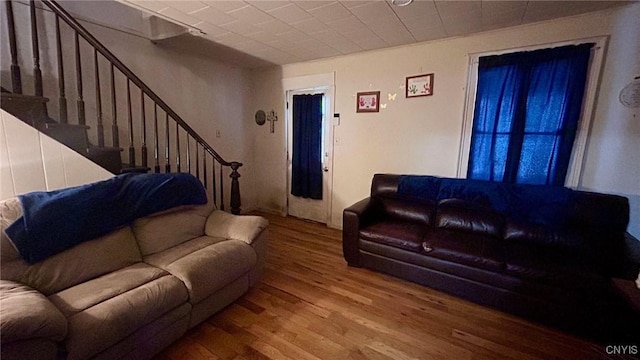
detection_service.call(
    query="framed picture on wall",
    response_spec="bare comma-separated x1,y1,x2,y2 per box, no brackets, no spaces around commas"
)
406,73,434,98
356,91,380,113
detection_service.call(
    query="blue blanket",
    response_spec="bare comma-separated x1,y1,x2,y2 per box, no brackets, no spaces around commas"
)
6,173,207,264
397,175,572,227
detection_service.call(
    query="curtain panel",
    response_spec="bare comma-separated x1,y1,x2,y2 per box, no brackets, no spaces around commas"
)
467,43,593,185
291,94,324,200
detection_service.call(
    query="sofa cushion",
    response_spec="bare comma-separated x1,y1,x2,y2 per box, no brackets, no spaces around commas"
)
91,302,191,360
144,237,257,304
143,235,227,267
503,218,583,251
359,220,427,252
422,229,505,271
0,197,22,236
48,263,187,360
567,191,629,233
47,263,174,317
0,280,67,343
379,197,435,226
1,198,23,273
1,226,141,296
503,243,605,288
133,200,214,256
436,199,503,238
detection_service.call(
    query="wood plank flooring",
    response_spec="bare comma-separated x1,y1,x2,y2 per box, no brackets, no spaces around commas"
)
156,213,629,360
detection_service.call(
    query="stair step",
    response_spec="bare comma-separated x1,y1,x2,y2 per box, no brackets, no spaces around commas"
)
1,92,50,129
43,123,90,154
87,146,123,174
120,166,151,174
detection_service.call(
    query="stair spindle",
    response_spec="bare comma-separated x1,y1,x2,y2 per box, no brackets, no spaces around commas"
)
94,49,104,146
153,104,160,173
110,64,119,147
164,114,171,172
29,0,43,96
127,80,134,167
196,143,201,181
141,90,147,168
5,1,22,94
203,150,207,189
175,123,181,172
219,166,225,211
212,157,217,206
186,137,191,173
165,113,170,173
55,15,67,123
74,32,85,125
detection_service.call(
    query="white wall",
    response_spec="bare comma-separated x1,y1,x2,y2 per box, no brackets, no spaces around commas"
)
1,110,112,199
251,3,640,236
0,2,257,212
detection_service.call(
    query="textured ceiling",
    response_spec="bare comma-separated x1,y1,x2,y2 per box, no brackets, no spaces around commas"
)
118,0,631,67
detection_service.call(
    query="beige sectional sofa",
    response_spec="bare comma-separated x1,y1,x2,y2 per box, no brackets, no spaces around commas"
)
0,196,268,360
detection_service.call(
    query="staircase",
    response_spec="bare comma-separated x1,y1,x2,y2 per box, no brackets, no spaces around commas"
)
1,0,242,213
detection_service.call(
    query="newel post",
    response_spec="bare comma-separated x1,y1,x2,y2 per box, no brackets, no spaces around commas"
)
229,161,242,215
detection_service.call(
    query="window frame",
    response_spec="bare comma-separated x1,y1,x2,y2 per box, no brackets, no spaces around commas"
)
456,36,607,188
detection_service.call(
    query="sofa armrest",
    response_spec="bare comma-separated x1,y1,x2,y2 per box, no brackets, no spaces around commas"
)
205,210,268,244
611,233,640,280
343,197,380,266
0,280,67,344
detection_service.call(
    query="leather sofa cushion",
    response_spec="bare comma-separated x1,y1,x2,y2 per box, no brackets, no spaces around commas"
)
145,237,257,304
48,263,187,360
503,243,604,288
503,219,582,250
567,191,629,235
422,229,505,271
380,197,435,226
436,199,503,238
359,220,427,252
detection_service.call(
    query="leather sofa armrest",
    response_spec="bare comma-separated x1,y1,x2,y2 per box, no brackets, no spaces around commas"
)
205,210,268,245
611,233,640,280
0,280,67,344
343,197,380,266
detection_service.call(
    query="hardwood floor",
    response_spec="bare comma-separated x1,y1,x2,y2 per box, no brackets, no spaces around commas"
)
156,213,629,360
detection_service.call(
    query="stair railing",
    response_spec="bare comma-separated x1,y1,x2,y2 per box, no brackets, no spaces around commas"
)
2,0,242,214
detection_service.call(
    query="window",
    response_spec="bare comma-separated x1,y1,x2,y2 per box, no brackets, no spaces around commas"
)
458,38,606,188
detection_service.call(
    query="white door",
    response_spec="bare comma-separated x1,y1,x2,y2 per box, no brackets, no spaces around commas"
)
286,87,334,223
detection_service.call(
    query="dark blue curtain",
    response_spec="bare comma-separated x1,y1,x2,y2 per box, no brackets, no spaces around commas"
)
291,94,323,200
467,43,593,185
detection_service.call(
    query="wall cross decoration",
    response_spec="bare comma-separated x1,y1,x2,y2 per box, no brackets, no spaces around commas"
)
267,110,278,133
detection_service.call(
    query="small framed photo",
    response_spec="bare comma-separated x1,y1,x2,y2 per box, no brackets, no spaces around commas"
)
406,73,434,98
356,91,380,113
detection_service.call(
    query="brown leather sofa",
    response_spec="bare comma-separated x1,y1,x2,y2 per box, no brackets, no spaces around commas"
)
343,174,640,340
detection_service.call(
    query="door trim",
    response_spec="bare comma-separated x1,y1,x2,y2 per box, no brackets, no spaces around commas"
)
283,72,335,224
